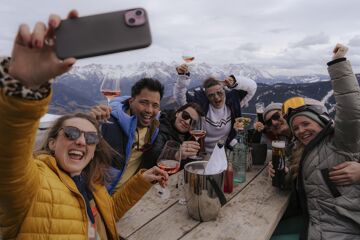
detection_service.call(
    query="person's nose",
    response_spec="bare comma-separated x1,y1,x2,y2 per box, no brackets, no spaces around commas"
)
144,104,153,114
214,94,221,101
75,133,87,146
272,119,279,126
297,126,306,134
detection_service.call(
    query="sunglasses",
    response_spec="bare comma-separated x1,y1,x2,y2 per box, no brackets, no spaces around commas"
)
180,110,193,123
207,89,225,99
60,126,99,145
265,112,281,127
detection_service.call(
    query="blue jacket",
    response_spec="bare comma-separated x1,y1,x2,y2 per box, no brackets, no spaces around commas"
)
102,96,159,194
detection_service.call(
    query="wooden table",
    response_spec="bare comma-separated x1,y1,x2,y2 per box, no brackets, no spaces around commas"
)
117,154,291,240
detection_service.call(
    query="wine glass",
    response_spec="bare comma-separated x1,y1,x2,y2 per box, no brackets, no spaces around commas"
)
189,117,207,160
100,77,121,104
182,48,195,65
155,140,182,199
100,77,121,123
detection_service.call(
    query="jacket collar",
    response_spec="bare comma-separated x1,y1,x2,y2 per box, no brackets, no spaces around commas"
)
37,154,119,239
110,95,160,143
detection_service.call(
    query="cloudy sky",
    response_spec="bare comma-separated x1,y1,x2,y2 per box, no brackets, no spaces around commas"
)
1,0,359,75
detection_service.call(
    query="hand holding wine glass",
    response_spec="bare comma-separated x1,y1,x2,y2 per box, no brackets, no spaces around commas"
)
155,140,182,199
99,77,120,123
100,77,121,104
189,117,206,159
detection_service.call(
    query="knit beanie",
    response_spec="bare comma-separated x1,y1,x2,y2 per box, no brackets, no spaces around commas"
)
263,102,282,120
289,111,326,129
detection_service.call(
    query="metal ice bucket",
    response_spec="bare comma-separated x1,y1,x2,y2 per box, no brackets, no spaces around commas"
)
184,161,226,222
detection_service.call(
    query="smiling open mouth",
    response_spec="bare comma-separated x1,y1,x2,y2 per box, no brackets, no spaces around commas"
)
68,150,84,160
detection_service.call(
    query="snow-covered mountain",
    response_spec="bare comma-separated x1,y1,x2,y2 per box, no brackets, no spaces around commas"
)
59,61,329,94
50,62,357,115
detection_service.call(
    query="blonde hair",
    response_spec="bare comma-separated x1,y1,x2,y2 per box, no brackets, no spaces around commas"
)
288,141,305,180
35,113,114,189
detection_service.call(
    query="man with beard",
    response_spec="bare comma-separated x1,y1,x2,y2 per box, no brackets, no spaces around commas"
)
91,78,164,194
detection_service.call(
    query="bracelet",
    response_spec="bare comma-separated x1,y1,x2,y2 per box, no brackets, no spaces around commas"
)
0,57,52,100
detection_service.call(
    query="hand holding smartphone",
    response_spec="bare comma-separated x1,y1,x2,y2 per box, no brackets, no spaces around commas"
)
55,8,152,59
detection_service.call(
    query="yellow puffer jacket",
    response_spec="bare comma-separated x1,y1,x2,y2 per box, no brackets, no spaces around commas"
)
0,91,152,239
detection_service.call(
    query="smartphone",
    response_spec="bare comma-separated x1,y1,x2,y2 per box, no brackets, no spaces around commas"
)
55,8,152,59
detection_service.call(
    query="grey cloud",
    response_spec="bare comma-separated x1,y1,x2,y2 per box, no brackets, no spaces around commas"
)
348,36,360,47
290,33,330,48
268,28,290,34
237,43,261,52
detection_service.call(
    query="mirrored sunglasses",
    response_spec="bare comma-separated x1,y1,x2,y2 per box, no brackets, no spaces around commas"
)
61,126,99,145
265,112,281,127
207,89,225,99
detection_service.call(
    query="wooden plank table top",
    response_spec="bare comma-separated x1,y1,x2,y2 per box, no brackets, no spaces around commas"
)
117,152,291,240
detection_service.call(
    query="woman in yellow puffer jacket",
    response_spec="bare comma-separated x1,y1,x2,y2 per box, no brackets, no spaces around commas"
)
0,10,169,240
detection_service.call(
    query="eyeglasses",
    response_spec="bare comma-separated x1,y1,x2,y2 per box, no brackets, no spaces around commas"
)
181,110,193,122
60,126,99,145
207,89,225,99
265,111,281,127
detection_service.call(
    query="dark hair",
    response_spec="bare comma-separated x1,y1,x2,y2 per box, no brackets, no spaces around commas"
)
35,113,113,189
131,78,164,99
203,77,221,90
176,102,204,117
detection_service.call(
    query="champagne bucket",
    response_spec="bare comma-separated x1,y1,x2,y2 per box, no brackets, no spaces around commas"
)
184,161,226,222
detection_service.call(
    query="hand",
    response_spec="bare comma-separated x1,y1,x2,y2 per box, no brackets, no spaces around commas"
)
268,161,275,178
332,43,348,60
176,64,189,75
254,121,265,132
8,10,78,89
181,141,200,159
329,161,360,185
142,166,169,188
223,75,236,87
268,161,289,178
90,104,112,121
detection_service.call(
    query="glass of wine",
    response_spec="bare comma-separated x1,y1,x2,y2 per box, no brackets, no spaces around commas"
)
155,140,182,199
189,117,207,160
100,77,121,123
182,48,195,64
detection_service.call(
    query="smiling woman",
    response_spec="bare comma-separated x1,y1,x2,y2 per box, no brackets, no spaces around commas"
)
270,44,360,240
0,12,169,239
143,102,204,169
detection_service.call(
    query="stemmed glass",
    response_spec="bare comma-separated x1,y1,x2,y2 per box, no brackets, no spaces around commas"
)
100,77,121,104
182,48,195,64
155,140,182,199
189,117,206,159
100,77,121,123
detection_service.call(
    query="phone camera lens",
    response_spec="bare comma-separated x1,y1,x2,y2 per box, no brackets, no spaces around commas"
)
128,18,136,24
135,10,143,16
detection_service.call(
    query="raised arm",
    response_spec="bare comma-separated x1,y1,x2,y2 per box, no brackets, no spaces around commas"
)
0,12,75,232
224,75,257,108
173,64,191,106
328,44,360,153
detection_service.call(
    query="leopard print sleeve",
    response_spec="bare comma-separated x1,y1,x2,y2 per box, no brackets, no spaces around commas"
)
0,57,52,100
